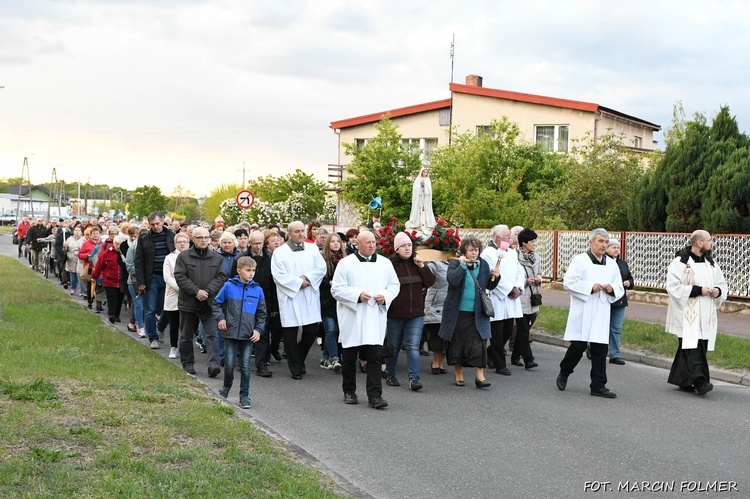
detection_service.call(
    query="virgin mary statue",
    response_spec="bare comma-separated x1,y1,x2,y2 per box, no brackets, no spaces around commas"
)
405,168,436,235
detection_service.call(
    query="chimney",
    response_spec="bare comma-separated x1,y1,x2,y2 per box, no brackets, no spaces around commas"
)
465,74,483,87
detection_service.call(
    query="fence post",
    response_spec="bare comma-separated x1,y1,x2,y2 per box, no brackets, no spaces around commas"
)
552,230,559,281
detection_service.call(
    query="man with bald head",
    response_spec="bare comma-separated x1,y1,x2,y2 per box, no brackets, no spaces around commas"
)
665,230,727,396
271,220,327,379
332,230,401,409
174,227,226,377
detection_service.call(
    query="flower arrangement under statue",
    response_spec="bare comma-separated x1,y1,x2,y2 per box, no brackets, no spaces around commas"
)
377,216,459,261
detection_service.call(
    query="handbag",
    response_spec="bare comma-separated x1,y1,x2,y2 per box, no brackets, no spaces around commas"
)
80,263,93,282
530,292,543,307
468,265,495,317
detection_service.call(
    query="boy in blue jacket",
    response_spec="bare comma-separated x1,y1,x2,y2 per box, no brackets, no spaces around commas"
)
213,256,267,408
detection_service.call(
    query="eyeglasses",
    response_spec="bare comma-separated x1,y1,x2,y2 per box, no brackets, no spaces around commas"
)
194,236,210,240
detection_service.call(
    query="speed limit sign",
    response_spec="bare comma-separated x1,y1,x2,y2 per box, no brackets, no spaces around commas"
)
236,190,255,209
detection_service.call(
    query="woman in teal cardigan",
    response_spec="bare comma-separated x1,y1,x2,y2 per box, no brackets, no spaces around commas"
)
439,235,500,388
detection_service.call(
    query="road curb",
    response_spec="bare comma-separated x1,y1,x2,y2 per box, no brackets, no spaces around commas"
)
531,329,750,387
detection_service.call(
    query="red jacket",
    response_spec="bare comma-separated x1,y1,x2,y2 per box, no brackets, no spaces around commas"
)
91,241,121,288
16,221,31,240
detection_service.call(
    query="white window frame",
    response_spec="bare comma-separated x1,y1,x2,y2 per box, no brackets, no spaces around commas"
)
534,125,569,152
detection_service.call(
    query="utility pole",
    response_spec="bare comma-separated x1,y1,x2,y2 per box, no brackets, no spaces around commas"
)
449,33,455,146
16,157,32,218
238,161,248,186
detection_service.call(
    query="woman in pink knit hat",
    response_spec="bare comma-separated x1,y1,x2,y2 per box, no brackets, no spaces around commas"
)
384,232,436,391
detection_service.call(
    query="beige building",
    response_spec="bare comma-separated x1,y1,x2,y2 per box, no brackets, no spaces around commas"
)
330,74,661,225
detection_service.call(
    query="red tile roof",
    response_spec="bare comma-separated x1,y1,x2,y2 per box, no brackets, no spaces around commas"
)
330,83,660,131
330,99,451,130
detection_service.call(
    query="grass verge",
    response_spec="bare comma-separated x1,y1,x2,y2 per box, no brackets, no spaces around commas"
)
533,305,750,371
0,256,342,498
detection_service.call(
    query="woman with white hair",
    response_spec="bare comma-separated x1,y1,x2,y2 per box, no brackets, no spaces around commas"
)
605,238,634,365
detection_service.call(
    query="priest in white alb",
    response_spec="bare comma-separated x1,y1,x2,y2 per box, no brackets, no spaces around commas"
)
665,230,727,396
331,230,401,409
556,228,624,399
481,224,527,375
271,221,326,380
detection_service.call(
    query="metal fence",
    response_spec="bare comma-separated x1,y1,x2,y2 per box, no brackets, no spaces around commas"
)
460,228,750,299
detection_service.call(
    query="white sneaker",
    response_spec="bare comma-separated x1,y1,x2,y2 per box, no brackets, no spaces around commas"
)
138,328,146,338
150,340,160,349
169,347,178,359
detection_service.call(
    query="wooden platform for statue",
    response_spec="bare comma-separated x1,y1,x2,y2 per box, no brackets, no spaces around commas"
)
415,246,456,262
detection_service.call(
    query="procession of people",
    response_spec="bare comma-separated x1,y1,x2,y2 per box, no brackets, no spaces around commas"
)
15,209,727,410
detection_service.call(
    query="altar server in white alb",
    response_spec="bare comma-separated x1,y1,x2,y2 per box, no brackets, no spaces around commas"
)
481,224,527,375
665,230,727,396
331,230,401,410
271,221,326,380
556,228,624,399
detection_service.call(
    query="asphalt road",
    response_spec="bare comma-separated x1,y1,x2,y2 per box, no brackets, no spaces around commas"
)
3,234,748,498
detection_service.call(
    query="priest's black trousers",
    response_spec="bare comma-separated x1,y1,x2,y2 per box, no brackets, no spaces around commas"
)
282,323,318,376
342,344,383,401
560,340,608,390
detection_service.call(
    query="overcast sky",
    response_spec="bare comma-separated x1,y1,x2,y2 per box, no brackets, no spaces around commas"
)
1,0,748,198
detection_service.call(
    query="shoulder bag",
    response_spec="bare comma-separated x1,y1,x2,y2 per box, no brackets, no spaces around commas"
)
467,265,495,317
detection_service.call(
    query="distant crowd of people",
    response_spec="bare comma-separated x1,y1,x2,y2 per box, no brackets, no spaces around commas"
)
15,213,726,408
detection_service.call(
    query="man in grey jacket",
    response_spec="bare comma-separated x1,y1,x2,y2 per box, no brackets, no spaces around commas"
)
174,227,227,377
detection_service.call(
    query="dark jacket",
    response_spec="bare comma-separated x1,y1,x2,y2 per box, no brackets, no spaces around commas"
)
134,228,175,288
611,256,634,308
388,256,436,318
213,277,267,340
174,246,226,314
439,259,498,341
320,253,344,318
26,224,50,251
218,247,241,277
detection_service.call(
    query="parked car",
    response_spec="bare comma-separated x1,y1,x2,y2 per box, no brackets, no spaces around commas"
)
0,213,18,225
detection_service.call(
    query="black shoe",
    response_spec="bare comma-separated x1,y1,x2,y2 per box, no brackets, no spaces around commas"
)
524,362,539,370
386,376,400,387
220,359,225,368
556,374,568,391
207,366,221,378
585,346,592,359
511,358,524,367
291,373,302,380
271,351,282,362
368,396,388,409
109,316,116,324
343,392,358,405
184,365,196,375
431,366,441,375
256,366,272,378
96,306,104,313
475,378,491,389
454,377,465,387
495,367,512,376
114,317,121,323
591,387,617,398
409,379,423,391
609,358,625,365
677,385,696,393
359,362,367,373
200,344,207,354
695,381,713,396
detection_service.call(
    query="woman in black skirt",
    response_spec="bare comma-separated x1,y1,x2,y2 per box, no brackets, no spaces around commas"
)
438,236,500,388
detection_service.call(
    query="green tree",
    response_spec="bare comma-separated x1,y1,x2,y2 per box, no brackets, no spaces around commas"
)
128,185,169,219
246,169,327,222
338,116,423,222
203,184,243,223
429,118,569,228
534,131,646,230
632,105,750,232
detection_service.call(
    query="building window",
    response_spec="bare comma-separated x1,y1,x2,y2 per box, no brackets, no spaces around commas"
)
476,125,495,139
356,139,367,150
633,136,642,149
535,125,569,152
439,108,451,126
401,138,439,162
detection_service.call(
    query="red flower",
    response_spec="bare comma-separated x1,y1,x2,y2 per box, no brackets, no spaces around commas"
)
386,227,393,235
432,229,438,236
379,229,386,236
446,229,455,237
442,238,449,245
390,216,398,222
438,218,447,226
